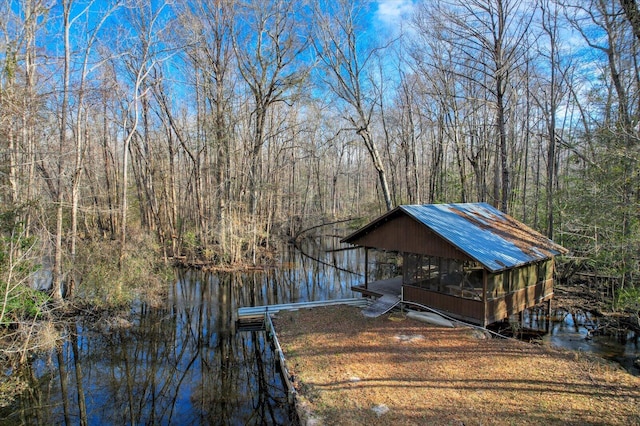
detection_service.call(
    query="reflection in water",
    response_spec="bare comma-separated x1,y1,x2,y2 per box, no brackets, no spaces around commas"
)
5,274,291,425
520,307,640,376
0,241,368,425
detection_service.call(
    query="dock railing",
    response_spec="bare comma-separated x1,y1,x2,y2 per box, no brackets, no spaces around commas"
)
264,313,297,405
237,297,368,320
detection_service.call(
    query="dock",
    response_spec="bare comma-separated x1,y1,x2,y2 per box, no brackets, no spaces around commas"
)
351,276,403,318
237,297,369,322
361,294,401,318
351,276,403,298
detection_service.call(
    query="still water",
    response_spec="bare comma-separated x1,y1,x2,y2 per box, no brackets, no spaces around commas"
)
0,237,370,425
500,303,639,376
1,235,638,425
543,309,639,376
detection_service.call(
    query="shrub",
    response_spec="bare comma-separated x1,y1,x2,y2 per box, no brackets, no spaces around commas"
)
0,285,50,325
617,286,640,317
72,232,172,309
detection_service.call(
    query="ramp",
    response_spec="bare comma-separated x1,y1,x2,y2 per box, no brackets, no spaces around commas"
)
361,294,400,318
237,298,369,321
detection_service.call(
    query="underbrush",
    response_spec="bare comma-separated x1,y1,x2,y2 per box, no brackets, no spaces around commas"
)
0,231,174,408
617,286,640,326
72,232,173,309
0,285,49,326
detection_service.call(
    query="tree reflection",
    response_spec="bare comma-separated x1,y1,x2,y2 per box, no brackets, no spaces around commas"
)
0,242,366,424
56,342,71,425
70,325,88,426
0,270,297,424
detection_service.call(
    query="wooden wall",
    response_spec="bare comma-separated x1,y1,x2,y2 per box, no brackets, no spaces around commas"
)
403,279,553,326
353,215,471,261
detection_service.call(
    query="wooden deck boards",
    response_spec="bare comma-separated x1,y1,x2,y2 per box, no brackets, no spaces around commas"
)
351,276,403,298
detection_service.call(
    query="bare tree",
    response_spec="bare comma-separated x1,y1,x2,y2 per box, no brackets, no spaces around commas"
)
50,0,73,302
535,0,572,238
115,0,172,267
395,72,421,204
65,0,120,298
414,0,533,213
180,0,236,258
313,0,394,211
233,0,309,261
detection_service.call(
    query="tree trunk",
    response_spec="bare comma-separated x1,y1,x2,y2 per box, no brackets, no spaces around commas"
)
497,76,510,213
52,1,73,302
357,126,393,210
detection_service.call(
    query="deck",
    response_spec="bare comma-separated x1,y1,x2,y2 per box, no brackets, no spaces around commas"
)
351,276,403,298
352,276,403,318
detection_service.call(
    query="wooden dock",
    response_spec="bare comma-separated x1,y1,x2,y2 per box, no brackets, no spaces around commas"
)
351,276,403,298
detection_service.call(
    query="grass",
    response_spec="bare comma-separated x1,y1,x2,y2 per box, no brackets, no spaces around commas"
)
274,305,640,426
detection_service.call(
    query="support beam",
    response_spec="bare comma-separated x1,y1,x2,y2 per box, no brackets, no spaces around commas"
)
364,248,369,289
546,299,552,333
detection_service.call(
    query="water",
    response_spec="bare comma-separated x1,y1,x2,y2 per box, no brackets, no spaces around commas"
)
0,239,368,425
5,274,293,425
1,237,638,424
542,309,639,375
495,307,640,376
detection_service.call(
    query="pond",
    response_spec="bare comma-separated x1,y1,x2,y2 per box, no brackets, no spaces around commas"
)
0,236,374,425
1,234,638,425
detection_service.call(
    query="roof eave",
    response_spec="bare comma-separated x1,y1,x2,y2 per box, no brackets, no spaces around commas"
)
341,206,404,245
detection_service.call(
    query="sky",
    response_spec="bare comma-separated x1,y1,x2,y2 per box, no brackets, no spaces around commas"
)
374,0,416,34
375,0,415,24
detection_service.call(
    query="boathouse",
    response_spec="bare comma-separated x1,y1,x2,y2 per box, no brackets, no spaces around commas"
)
342,203,568,326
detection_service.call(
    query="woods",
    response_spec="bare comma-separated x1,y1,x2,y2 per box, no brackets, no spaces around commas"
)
0,0,639,321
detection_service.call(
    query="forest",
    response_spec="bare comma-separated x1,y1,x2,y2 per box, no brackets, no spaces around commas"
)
0,0,639,359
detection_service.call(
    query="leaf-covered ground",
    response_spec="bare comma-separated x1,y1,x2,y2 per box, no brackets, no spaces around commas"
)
274,305,640,425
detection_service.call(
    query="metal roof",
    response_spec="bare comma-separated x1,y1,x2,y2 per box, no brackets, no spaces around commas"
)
346,203,568,273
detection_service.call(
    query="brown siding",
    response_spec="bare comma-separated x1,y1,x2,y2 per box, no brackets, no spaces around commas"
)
403,285,484,324
404,279,553,326
485,280,553,324
354,215,471,261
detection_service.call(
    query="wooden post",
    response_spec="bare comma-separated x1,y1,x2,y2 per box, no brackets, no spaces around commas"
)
482,270,488,327
546,299,552,333
364,248,369,289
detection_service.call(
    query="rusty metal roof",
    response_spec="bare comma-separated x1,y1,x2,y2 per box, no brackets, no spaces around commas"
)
344,203,567,273
401,203,567,272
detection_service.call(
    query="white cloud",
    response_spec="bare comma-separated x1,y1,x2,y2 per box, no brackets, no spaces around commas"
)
375,0,415,28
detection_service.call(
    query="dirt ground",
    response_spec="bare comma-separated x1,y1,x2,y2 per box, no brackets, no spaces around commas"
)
274,305,640,426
